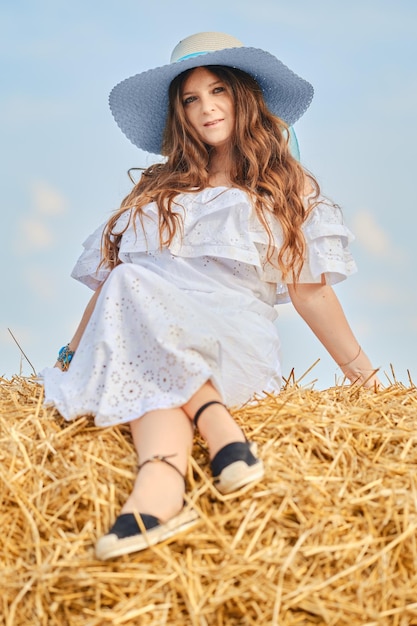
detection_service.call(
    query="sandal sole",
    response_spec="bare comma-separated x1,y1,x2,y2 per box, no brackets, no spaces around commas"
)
214,459,265,494
95,508,199,560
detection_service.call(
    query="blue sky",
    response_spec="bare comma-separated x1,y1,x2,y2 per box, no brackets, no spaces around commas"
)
1,0,416,388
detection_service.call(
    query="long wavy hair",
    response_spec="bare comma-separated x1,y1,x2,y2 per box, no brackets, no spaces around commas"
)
100,65,320,280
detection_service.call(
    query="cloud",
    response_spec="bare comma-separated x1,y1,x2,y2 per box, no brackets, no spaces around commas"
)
32,180,68,215
351,210,404,262
18,216,54,250
361,282,412,306
14,179,68,253
365,283,395,305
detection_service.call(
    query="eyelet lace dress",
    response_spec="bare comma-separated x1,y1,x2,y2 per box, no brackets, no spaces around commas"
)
42,187,356,427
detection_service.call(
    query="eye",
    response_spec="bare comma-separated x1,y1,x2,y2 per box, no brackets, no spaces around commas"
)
183,95,197,106
213,86,226,94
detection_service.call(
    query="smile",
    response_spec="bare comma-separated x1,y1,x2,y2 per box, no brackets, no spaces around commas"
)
204,119,223,127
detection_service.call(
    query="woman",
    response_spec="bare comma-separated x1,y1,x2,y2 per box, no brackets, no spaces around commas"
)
42,32,379,559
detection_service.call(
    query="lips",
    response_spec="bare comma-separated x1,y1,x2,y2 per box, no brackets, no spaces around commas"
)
204,119,223,127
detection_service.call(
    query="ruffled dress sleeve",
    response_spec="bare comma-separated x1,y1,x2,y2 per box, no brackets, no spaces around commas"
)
275,200,357,304
70,222,111,290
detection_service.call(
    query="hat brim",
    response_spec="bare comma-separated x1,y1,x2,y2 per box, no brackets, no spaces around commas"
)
109,47,313,155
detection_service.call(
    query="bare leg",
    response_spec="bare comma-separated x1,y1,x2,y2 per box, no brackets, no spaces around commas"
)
182,381,264,496
121,407,193,522
121,382,247,521
182,381,245,457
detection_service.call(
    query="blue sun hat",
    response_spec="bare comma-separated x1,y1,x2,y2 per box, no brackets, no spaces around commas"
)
109,31,313,157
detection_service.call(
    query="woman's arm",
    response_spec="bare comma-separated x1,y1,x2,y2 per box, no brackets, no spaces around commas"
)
54,283,104,370
287,282,381,387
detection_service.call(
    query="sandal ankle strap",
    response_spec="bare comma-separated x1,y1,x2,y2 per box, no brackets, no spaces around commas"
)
138,454,185,485
193,400,225,429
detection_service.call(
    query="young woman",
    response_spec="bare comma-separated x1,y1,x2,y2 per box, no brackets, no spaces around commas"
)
42,32,380,559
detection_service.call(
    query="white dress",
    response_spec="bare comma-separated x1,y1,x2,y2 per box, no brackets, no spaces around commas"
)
42,187,356,427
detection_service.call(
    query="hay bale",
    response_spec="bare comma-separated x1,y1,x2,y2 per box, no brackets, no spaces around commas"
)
1,375,417,625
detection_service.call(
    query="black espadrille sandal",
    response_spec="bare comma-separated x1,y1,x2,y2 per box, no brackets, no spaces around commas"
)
95,455,198,560
193,401,264,495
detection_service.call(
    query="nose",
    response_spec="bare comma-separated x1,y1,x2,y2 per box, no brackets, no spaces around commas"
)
200,95,215,114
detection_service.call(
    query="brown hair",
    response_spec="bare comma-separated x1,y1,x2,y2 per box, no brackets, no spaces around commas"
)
100,65,320,280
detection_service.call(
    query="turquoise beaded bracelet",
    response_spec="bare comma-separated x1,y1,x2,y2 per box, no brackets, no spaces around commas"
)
57,344,75,371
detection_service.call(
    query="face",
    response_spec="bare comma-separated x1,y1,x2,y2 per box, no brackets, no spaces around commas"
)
181,67,235,149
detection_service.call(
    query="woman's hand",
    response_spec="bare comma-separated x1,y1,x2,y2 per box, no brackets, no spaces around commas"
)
339,346,381,388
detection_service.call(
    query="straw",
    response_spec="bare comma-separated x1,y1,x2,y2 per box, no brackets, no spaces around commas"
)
1,374,417,625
